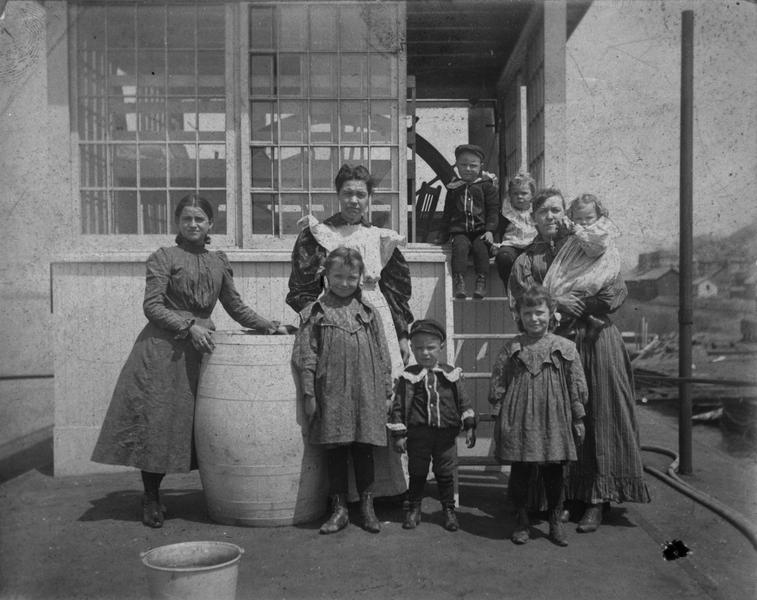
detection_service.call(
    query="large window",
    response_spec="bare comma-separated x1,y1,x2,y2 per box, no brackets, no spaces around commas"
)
73,1,405,245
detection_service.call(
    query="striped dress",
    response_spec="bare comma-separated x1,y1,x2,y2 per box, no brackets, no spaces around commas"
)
509,235,650,504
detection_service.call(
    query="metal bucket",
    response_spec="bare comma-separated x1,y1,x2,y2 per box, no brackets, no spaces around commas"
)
141,541,243,600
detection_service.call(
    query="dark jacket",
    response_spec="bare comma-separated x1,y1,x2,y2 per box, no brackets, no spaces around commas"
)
387,363,476,436
439,174,499,240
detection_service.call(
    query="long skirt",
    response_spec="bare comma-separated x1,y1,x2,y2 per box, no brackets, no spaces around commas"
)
90,323,201,473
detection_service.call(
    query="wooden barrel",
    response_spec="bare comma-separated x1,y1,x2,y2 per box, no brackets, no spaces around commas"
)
195,331,327,526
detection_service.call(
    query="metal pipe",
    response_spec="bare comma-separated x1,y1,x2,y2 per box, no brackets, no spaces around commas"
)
678,10,695,474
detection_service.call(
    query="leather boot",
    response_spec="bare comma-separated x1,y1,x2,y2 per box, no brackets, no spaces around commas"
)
549,509,569,546
510,508,530,544
577,503,602,533
141,494,165,528
473,273,487,299
319,494,349,534
360,492,380,533
453,274,467,299
402,501,421,530
443,505,459,532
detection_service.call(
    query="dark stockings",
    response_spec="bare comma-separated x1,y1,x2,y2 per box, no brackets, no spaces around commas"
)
141,471,165,501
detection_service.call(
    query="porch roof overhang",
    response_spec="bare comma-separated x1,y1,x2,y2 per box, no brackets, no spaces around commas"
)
407,0,592,101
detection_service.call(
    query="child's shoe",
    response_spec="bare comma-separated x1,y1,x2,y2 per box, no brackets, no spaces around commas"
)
453,274,467,299
510,508,530,544
576,503,602,533
549,509,569,546
320,494,349,534
360,492,381,533
443,506,459,531
402,501,421,529
141,494,166,528
473,274,487,299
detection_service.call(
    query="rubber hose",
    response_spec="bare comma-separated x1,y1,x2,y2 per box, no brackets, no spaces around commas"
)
641,444,757,551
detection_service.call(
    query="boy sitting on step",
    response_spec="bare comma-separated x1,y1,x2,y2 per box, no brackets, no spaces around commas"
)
437,144,500,299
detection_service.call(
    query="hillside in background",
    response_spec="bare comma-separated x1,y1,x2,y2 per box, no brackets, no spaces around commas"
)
690,221,757,263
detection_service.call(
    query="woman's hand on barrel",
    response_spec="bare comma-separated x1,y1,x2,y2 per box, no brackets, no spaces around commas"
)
303,394,318,422
189,324,215,353
392,436,407,454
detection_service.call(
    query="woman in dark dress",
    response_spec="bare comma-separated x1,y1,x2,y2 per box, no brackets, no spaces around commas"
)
508,188,650,533
91,194,286,528
287,163,413,500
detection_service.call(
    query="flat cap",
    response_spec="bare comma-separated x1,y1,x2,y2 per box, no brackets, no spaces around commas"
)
454,144,485,162
409,319,446,342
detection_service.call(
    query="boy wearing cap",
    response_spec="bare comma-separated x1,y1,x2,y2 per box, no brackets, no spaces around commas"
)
437,144,499,299
387,319,477,531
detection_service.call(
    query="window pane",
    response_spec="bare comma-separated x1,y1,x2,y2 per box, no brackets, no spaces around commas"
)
168,144,196,187
112,144,137,187
108,50,136,96
137,6,166,49
276,147,307,189
280,101,305,143
250,55,274,95
139,144,167,187
136,97,166,140
197,5,225,49
198,51,224,97
78,51,108,97
167,98,196,141
309,54,336,98
167,5,196,49
370,194,396,229
279,5,307,50
78,98,108,141
78,6,106,51
309,193,339,223
278,54,305,97
368,4,399,52
279,193,308,235
370,54,397,97
310,102,337,143
251,101,276,143
340,55,367,98
167,51,195,96
250,7,275,50
109,97,137,140
370,100,397,144
114,190,138,234
198,144,226,188
340,101,368,144
80,144,108,187
310,6,337,51
107,6,135,48
251,147,274,189
370,147,398,190
340,6,368,51
138,50,165,95
80,190,109,234
251,193,275,234
342,146,368,166
197,98,225,141
141,190,169,234
311,147,338,190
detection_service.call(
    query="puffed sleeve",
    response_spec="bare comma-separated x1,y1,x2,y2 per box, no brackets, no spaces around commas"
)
217,252,276,331
379,248,414,338
365,303,394,400
580,271,628,317
507,250,537,303
286,228,327,314
142,248,194,335
291,307,320,400
564,350,588,421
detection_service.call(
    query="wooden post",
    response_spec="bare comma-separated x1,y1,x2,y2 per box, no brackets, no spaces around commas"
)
678,10,694,475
